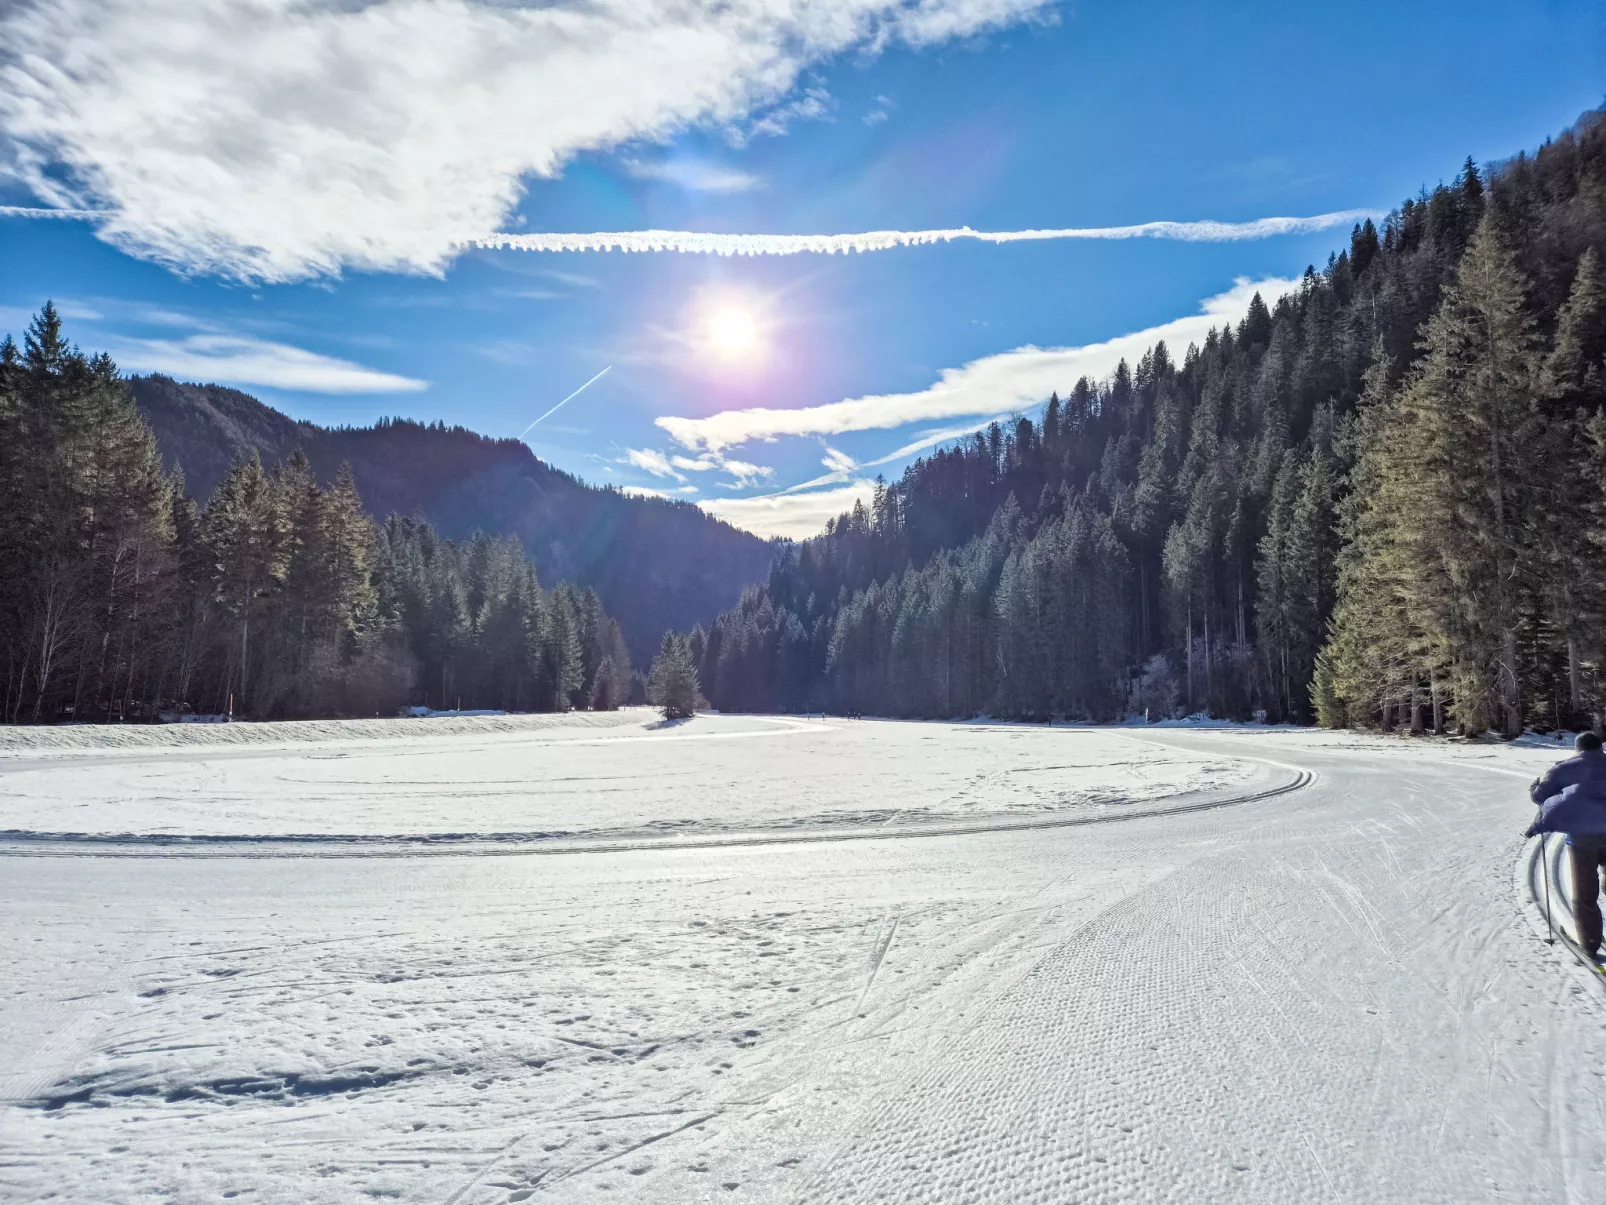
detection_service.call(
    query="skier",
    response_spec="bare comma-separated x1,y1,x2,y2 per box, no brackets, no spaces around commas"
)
1525,731,1606,960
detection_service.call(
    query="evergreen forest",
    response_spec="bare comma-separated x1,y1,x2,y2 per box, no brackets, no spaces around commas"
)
126,373,774,667
692,109,1606,737
0,306,636,724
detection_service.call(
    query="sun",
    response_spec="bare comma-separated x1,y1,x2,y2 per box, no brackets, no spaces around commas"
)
703,300,765,364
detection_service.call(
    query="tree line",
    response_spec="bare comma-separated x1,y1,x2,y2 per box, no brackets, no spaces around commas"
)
0,306,636,723
689,109,1606,736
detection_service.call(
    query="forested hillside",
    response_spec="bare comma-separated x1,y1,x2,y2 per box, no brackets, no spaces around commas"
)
129,376,775,665
0,309,638,722
694,108,1606,736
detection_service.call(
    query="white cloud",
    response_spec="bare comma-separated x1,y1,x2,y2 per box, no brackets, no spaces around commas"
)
671,455,722,472
644,449,771,487
658,276,1300,451
624,158,762,193
623,447,684,480
700,479,877,540
719,458,774,486
110,333,427,394
478,210,1379,257
0,0,1051,281
619,485,671,499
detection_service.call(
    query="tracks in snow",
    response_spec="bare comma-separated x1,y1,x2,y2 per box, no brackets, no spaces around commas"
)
1520,833,1606,991
0,766,1315,860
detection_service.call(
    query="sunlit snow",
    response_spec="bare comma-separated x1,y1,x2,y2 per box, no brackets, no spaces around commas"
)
1,712,1600,1203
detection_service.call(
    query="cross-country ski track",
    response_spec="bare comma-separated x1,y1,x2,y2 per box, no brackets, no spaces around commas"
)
1,712,1603,1204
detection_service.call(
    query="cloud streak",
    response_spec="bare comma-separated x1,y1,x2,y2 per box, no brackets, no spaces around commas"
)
475,211,1379,257
111,333,427,394
659,276,1300,452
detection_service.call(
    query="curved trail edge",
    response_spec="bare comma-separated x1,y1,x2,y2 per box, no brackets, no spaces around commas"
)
0,762,1315,860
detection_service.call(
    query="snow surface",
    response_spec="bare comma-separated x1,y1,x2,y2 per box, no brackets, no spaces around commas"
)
2,714,1603,1204
0,712,1260,841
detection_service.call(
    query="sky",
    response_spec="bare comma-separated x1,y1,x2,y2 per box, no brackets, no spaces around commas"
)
1,0,1602,540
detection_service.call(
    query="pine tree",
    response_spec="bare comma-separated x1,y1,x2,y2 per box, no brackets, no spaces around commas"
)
204,451,291,712
0,306,175,722
1323,217,1548,734
648,632,700,720
1543,248,1606,723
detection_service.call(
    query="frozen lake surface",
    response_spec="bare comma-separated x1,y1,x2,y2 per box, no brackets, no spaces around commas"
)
1,713,1601,1203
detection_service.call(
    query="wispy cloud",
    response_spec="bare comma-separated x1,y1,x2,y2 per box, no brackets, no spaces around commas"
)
719,458,774,486
659,276,1299,452
0,299,104,329
625,447,684,480
624,158,762,193
747,85,834,139
0,205,103,220
473,338,538,366
111,333,427,394
0,0,1050,281
766,446,863,496
700,480,877,540
863,417,1010,466
477,211,1378,257
628,446,771,488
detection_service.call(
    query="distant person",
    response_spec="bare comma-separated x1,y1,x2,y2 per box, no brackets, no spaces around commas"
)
1526,732,1606,960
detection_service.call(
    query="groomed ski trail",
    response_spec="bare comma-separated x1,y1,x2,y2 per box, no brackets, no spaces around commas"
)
4,718,1605,1204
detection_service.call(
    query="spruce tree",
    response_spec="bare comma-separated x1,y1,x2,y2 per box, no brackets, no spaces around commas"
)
648,632,700,720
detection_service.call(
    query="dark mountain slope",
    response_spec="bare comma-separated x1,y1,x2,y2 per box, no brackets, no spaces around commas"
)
129,376,775,663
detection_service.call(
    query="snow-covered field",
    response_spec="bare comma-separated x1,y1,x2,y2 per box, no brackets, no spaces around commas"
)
2,713,1602,1204
0,710,1263,842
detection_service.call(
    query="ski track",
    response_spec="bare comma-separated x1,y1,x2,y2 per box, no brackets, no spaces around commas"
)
1,716,1603,1203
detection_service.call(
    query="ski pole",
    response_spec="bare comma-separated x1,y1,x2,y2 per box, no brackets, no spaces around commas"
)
1541,833,1556,946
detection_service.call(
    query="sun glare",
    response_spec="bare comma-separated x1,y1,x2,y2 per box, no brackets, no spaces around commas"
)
704,301,764,363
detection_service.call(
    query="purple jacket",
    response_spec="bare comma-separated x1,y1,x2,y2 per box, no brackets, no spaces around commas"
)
1527,750,1606,839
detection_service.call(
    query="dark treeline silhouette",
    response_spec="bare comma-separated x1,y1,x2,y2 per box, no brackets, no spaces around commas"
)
128,374,775,666
693,108,1606,735
0,308,635,723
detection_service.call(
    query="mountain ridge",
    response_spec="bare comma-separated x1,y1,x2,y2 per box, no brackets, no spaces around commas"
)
128,374,776,664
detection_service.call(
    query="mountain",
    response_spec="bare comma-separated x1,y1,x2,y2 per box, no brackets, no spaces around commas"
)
127,375,775,664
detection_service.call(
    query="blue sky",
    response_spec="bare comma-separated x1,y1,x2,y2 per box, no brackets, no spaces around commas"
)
2,0,1601,537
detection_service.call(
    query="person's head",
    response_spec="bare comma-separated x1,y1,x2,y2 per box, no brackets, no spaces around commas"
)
1578,732,1603,753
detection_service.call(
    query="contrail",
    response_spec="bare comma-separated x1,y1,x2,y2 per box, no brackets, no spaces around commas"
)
519,365,612,438
474,210,1382,257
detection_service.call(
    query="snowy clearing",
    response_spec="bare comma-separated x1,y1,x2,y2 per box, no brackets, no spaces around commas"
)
2,715,1603,1204
0,712,1262,843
